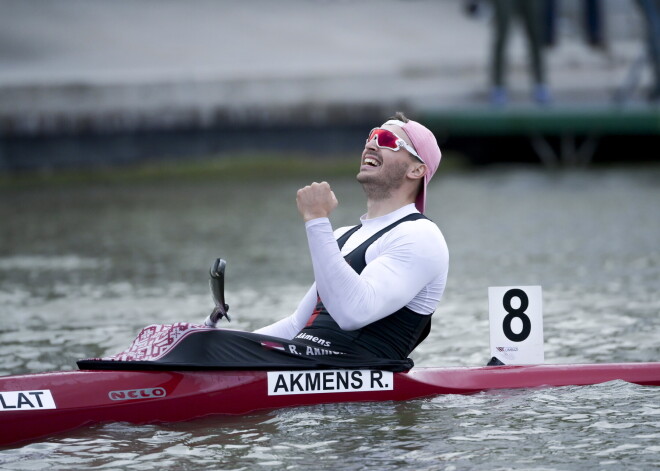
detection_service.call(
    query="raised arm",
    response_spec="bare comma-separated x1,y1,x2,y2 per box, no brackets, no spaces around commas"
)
305,217,447,330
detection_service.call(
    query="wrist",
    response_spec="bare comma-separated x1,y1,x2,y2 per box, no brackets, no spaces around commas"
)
302,211,328,222
304,217,330,228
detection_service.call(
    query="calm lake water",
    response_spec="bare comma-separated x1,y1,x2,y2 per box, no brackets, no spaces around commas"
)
1,163,659,470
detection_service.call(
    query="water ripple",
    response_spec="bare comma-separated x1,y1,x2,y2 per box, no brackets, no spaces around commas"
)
1,167,659,469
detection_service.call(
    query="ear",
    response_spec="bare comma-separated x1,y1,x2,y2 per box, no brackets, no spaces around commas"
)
407,163,427,181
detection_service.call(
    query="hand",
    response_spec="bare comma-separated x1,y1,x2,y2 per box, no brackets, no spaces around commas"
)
296,181,338,222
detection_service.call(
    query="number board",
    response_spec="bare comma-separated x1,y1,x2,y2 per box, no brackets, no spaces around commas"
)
488,286,544,365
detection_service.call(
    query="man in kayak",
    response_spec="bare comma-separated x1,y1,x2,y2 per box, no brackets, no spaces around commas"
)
80,113,447,373
253,112,448,369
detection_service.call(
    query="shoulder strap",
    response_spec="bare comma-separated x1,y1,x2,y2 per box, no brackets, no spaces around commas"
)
342,213,427,255
336,224,362,250
337,213,428,252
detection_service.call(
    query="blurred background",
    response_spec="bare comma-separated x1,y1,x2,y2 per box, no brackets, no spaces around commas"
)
1,0,658,170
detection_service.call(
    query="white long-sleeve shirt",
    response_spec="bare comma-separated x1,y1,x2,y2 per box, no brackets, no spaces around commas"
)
255,204,448,339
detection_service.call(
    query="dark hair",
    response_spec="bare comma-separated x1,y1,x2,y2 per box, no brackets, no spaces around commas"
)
388,111,410,123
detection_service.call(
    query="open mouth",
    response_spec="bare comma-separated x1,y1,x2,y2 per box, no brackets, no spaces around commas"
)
363,157,381,167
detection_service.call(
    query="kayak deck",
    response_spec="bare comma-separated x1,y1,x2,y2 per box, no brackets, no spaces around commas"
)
1,362,659,447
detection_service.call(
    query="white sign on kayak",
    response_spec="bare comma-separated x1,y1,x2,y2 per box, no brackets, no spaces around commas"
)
0,390,56,411
489,286,544,365
267,370,393,396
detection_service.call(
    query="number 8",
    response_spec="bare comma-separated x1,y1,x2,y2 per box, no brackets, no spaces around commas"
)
502,289,532,342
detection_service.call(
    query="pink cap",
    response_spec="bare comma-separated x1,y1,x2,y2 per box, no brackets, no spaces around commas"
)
383,119,442,213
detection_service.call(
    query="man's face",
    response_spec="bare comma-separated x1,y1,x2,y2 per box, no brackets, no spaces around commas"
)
357,125,418,199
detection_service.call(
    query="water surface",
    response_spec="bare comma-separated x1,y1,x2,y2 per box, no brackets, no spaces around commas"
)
1,164,659,470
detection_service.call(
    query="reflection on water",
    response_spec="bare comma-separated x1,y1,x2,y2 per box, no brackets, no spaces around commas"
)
1,164,659,469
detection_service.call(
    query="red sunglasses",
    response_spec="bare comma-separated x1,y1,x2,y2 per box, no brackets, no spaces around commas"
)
367,128,424,162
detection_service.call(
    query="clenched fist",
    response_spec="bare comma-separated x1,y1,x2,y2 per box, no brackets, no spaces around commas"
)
296,181,339,222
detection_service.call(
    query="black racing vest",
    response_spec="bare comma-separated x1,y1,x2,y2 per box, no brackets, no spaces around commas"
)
295,213,433,360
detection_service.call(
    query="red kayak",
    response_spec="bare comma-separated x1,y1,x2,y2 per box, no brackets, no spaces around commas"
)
2,362,660,448
3,264,658,447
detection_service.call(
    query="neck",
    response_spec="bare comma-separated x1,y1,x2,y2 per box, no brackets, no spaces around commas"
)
359,170,420,219
365,195,415,219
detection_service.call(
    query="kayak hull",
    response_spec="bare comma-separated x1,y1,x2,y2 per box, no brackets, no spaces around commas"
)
2,362,659,447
